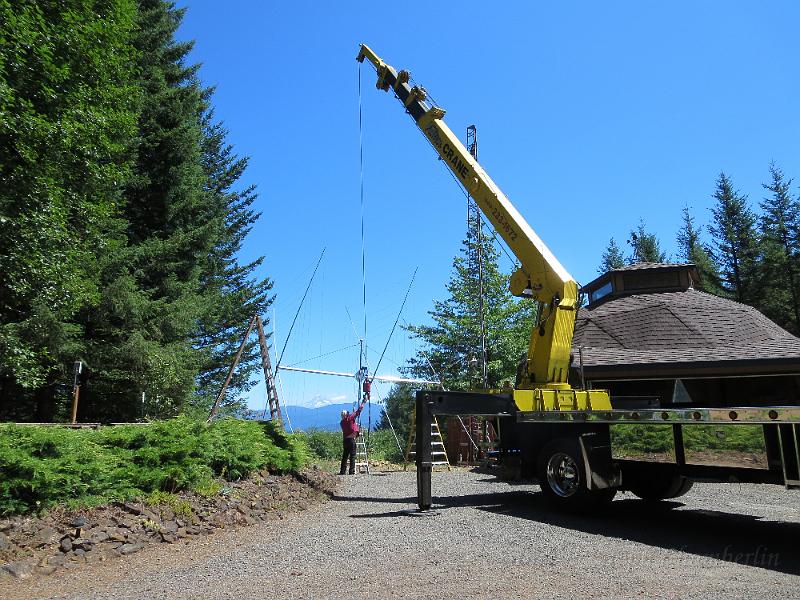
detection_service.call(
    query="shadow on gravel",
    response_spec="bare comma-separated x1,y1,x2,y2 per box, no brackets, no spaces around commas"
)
435,490,800,576
332,495,417,505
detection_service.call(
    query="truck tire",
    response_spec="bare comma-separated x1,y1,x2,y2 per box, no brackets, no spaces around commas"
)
629,474,693,502
537,438,616,510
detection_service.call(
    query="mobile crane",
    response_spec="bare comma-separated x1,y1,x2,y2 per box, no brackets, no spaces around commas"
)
356,44,800,511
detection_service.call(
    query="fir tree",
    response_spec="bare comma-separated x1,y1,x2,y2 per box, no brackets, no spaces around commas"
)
192,107,274,414
0,0,139,420
627,220,667,264
759,163,800,333
404,234,536,391
708,172,760,306
598,238,625,274
0,0,275,422
377,383,415,447
80,0,211,421
676,206,723,295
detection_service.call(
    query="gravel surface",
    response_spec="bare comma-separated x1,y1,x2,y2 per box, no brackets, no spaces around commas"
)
9,469,800,599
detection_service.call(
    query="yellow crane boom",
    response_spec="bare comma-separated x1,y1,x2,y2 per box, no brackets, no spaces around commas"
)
357,44,609,411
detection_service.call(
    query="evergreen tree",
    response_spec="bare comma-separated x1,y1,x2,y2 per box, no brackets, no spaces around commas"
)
627,219,667,264
377,383,415,447
759,163,800,334
0,0,138,420
0,0,274,422
708,172,760,306
79,0,210,421
676,206,723,295
192,107,274,414
404,234,536,391
598,238,625,274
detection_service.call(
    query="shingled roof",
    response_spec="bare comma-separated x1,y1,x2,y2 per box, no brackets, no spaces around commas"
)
573,265,800,379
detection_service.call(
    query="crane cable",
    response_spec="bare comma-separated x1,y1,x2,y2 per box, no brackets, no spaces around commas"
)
358,62,372,440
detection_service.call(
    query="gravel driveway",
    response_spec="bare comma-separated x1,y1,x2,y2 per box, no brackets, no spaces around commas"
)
12,469,800,599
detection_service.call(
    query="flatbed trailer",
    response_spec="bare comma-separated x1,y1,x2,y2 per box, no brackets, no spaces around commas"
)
415,391,800,510
354,44,800,511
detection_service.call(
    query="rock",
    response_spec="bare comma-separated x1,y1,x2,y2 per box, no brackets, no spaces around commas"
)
142,509,159,522
159,532,177,544
112,514,134,528
119,543,143,556
60,537,73,553
3,559,35,579
108,527,127,542
70,516,87,528
47,554,67,567
37,565,57,576
160,508,175,522
176,527,187,538
71,548,86,561
162,520,178,534
33,526,58,548
90,530,110,544
122,502,143,516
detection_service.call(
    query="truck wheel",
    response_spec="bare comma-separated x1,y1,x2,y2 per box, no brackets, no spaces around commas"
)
537,438,616,510
629,474,693,501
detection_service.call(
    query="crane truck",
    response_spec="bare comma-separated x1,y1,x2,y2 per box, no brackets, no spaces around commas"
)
356,44,800,511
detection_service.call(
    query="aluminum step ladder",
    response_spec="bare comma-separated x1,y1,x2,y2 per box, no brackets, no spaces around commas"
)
354,432,370,474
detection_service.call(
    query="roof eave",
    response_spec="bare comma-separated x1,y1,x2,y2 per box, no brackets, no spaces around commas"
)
581,357,800,380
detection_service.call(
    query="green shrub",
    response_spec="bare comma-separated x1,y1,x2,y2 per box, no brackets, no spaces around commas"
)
365,429,404,463
0,417,308,516
301,429,341,461
0,425,118,515
98,418,214,493
297,428,404,464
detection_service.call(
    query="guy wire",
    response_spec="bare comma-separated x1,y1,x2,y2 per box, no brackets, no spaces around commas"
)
276,248,325,371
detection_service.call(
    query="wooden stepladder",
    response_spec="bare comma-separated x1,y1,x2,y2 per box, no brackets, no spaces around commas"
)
404,408,451,471
256,315,282,423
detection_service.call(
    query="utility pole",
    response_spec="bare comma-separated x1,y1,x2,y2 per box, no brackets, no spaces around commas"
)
466,125,488,389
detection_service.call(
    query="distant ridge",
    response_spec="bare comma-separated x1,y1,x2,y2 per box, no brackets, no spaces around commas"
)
244,402,380,432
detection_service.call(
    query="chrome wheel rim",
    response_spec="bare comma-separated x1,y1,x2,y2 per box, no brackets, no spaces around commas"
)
546,452,580,497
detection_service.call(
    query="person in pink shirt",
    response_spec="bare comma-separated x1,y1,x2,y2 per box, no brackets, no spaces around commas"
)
340,384,369,475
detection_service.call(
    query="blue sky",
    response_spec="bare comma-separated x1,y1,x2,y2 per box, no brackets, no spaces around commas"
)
176,2,800,414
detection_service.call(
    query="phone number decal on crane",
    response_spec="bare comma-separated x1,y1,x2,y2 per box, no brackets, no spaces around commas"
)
489,203,518,242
